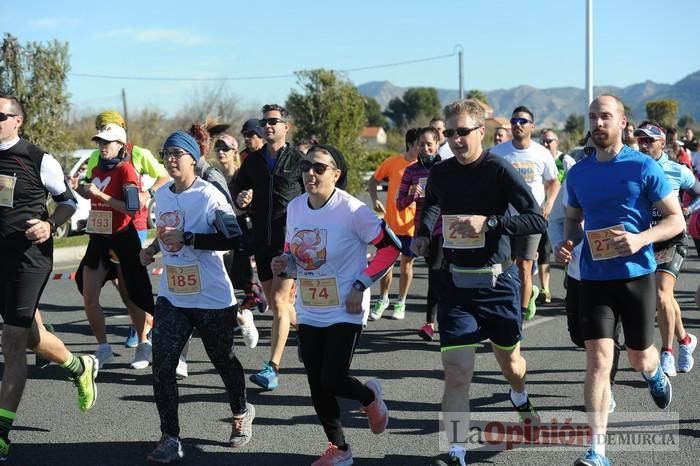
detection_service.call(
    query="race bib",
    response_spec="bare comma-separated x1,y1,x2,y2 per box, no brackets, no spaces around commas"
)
654,246,674,265
86,210,113,234
166,264,202,295
585,224,624,261
511,161,537,184
0,174,17,208
442,215,485,249
299,277,340,308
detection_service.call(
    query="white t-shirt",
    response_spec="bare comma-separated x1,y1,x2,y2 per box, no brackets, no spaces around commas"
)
490,140,558,206
154,177,236,309
286,189,381,327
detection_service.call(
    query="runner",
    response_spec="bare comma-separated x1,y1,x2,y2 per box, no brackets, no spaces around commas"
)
412,99,547,466
555,95,685,466
0,94,97,462
140,130,253,463
635,121,700,375
396,126,442,340
271,144,399,465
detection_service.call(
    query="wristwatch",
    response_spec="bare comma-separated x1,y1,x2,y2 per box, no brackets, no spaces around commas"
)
183,231,194,246
147,188,156,199
46,219,57,234
352,280,366,292
486,215,499,231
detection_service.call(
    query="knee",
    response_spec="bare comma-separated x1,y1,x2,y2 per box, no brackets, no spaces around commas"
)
587,352,613,376
2,328,30,357
444,365,472,392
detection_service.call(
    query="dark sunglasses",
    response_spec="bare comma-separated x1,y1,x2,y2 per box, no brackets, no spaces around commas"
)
510,117,532,126
637,137,660,145
540,138,557,144
301,160,335,174
442,126,482,138
0,112,18,122
259,117,286,127
159,149,189,160
214,143,236,152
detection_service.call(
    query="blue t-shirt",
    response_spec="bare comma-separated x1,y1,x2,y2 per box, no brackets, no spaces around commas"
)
567,146,672,280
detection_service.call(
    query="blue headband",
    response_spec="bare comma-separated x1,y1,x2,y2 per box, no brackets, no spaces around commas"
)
163,131,200,161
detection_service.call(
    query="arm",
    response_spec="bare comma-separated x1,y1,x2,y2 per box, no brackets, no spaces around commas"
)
542,178,561,219
367,176,385,215
639,193,685,246
555,206,584,264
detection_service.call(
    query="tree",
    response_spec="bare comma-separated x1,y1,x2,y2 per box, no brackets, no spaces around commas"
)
0,33,73,158
466,89,489,105
286,68,367,194
646,99,679,129
383,97,407,128
364,96,388,128
383,87,441,129
564,114,585,135
678,114,696,130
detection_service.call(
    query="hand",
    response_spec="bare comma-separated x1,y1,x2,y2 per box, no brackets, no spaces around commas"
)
25,218,52,245
373,199,386,215
554,240,575,264
160,227,184,250
542,202,553,220
682,207,690,218
407,184,424,198
608,229,645,256
237,189,253,209
411,236,430,257
139,246,156,266
450,215,487,237
85,183,102,199
138,191,150,208
271,255,289,276
345,288,364,314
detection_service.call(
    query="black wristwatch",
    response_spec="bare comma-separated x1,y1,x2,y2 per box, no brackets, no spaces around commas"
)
147,188,156,199
352,280,366,292
486,215,499,231
46,219,57,234
183,231,194,246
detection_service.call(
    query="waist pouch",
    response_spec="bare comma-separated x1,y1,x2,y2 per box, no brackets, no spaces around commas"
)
449,263,503,289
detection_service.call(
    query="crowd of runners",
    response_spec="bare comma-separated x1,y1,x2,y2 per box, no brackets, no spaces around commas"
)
1,91,699,466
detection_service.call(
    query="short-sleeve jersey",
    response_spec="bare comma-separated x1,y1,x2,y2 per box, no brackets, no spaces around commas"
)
490,140,558,206
89,160,139,234
373,155,415,236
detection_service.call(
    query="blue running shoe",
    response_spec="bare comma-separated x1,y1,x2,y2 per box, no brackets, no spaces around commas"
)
125,326,138,348
249,362,279,390
644,368,672,409
574,449,611,466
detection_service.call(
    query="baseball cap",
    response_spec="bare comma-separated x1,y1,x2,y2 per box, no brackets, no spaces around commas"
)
92,123,127,144
634,123,666,140
241,118,264,138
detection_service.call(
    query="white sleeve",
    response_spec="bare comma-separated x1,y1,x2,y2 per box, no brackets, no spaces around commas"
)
564,154,576,171
41,153,77,207
542,152,559,181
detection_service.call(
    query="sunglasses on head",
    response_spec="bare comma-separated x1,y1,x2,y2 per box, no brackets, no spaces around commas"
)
510,117,532,126
159,149,189,160
0,112,18,122
301,160,335,175
259,117,286,127
442,126,482,138
214,142,235,152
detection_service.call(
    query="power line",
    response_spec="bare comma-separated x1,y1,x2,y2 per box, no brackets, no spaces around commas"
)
69,52,456,82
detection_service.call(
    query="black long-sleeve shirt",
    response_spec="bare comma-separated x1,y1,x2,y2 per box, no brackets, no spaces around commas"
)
418,150,547,268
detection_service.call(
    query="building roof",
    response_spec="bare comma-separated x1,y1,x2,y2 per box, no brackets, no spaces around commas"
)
360,126,384,138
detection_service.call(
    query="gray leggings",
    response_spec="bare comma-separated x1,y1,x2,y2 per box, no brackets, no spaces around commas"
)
152,297,247,437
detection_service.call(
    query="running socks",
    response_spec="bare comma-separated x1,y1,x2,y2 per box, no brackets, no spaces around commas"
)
643,365,662,381
679,334,692,346
60,353,85,378
509,389,529,407
0,409,15,441
269,361,280,373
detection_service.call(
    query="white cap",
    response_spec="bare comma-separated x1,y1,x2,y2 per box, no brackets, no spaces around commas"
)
92,123,126,144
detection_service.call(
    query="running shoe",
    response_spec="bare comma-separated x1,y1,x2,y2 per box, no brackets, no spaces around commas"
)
361,378,388,434
391,302,406,320
678,333,697,373
125,325,138,348
176,358,188,380
249,362,279,390
229,403,255,448
574,448,611,466
93,345,115,370
660,351,677,377
368,299,389,321
644,368,672,409
0,437,9,462
238,309,259,349
418,322,435,341
524,285,539,321
130,341,152,370
310,442,353,466
147,434,183,464
442,445,468,466
36,323,55,369
536,288,551,305
70,355,98,412
509,389,541,424
252,282,267,313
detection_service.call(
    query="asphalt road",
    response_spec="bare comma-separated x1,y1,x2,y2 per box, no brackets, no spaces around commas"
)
4,229,700,465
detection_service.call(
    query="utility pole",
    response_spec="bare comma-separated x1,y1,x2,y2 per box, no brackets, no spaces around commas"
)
585,0,593,132
457,46,464,99
121,88,129,131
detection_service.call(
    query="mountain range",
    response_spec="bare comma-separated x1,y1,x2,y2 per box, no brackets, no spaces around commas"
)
357,71,700,127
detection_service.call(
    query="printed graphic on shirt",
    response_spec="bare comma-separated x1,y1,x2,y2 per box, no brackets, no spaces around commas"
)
511,161,537,184
290,228,327,270
0,174,17,207
91,176,112,192
157,210,184,252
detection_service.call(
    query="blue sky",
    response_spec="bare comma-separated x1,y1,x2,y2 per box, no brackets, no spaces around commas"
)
2,0,697,117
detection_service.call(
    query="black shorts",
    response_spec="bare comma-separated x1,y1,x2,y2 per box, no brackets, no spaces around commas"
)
255,244,284,282
580,273,656,351
1,250,50,328
537,231,552,265
654,243,686,279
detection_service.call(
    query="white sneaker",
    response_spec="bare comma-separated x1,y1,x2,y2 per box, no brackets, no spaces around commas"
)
130,341,152,369
176,358,188,379
93,345,115,370
660,350,677,377
239,309,259,349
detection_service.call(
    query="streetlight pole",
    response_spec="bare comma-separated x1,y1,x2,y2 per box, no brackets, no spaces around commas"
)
455,45,464,100
585,0,593,132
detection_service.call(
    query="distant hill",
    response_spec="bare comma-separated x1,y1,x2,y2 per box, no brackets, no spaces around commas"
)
358,71,700,127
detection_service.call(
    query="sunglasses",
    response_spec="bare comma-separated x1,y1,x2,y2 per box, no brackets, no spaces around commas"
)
160,149,190,160
510,117,532,126
540,138,557,144
0,112,18,122
259,118,286,127
637,137,660,145
442,126,482,138
214,143,236,152
301,160,335,175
